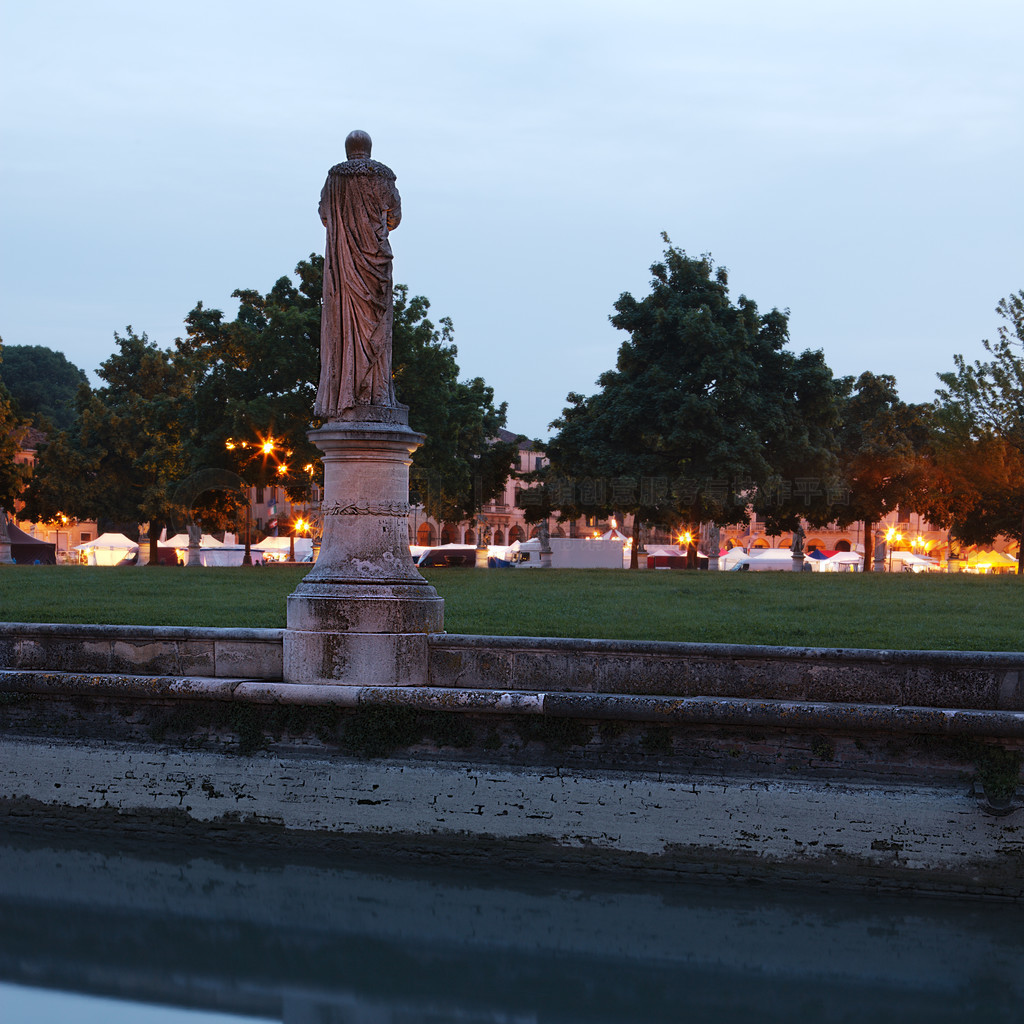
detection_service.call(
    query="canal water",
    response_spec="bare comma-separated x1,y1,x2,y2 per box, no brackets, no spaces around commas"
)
0,824,1021,1023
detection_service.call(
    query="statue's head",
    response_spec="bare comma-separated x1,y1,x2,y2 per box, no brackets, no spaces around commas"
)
345,130,372,159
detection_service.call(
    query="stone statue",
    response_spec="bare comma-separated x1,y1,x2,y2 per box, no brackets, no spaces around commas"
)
315,130,402,420
790,523,805,557
874,529,887,568
700,521,721,555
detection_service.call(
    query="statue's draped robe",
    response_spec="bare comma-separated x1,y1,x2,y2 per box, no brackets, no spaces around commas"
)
315,158,401,418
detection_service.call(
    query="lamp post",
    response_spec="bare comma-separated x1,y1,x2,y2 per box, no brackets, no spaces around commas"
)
680,530,695,570
227,433,293,567
886,526,902,573
290,516,309,562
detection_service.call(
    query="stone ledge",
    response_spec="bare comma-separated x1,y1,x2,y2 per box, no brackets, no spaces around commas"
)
4,670,1024,739
0,623,284,680
429,635,1024,709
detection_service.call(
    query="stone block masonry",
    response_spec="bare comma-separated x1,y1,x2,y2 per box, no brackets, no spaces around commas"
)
2,622,1024,897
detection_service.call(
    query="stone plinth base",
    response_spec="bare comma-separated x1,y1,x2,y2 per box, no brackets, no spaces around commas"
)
285,581,443,686
283,414,444,686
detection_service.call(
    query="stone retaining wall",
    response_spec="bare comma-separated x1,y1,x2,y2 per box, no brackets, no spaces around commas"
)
2,622,1023,896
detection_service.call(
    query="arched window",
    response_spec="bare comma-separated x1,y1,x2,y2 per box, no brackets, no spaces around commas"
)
492,528,505,545
417,522,435,546
440,525,456,545
529,527,541,539
464,528,476,545
508,525,525,544
835,539,851,552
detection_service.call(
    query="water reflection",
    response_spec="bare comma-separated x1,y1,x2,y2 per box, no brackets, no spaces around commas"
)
0,825,1022,1023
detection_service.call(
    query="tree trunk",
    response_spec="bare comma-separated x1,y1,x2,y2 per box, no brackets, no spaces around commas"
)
1019,510,1024,575
629,513,640,569
863,519,874,572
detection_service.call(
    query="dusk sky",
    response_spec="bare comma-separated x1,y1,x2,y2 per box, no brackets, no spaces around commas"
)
3,1,1023,441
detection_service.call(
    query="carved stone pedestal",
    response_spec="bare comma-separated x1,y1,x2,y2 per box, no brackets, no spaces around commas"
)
283,410,444,686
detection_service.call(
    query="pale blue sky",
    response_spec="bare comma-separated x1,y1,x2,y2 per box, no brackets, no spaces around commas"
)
2,0,1022,439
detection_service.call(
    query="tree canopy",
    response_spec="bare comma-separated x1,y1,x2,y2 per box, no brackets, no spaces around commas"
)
393,285,519,522
829,372,932,570
930,291,1024,570
179,256,518,526
0,347,31,512
20,328,195,555
544,239,839,562
0,344,88,431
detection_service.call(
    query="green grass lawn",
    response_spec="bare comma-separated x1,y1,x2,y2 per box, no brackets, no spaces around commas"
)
1,564,1022,651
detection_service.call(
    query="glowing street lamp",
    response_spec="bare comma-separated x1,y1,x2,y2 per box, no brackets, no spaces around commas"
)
290,515,310,562
885,526,903,573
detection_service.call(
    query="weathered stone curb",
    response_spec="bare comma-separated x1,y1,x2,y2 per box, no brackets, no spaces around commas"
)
4,669,1024,738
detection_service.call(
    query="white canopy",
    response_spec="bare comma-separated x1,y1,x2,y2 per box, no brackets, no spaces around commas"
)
253,536,313,561
826,551,863,564
164,533,224,549
887,549,940,572
74,532,138,566
74,532,136,550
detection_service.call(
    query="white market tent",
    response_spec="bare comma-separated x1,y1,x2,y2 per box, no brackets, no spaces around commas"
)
199,546,264,566
512,537,624,569
732,548,811,571
164,533,224,549
819,551,864,572
254,536,313,562
720,547,749,570
73,532,138,566
887,549,941,573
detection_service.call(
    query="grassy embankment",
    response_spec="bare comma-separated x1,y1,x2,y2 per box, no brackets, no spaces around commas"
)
1,565,1022,651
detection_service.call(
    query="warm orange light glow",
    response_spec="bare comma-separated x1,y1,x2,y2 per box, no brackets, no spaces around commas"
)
225,441,236,450
294,518,308,534
261,439,276,455
304,463,315,475
276,464,289,476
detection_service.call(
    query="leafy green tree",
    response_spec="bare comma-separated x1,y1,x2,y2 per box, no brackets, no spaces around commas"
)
829,372,933,570
0,344,88,431
177,262,324,532
930,291,1024,571
0,349,31,515
180,257,518,528
21,329,195,563
544,239,838,565
393,286,519,523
